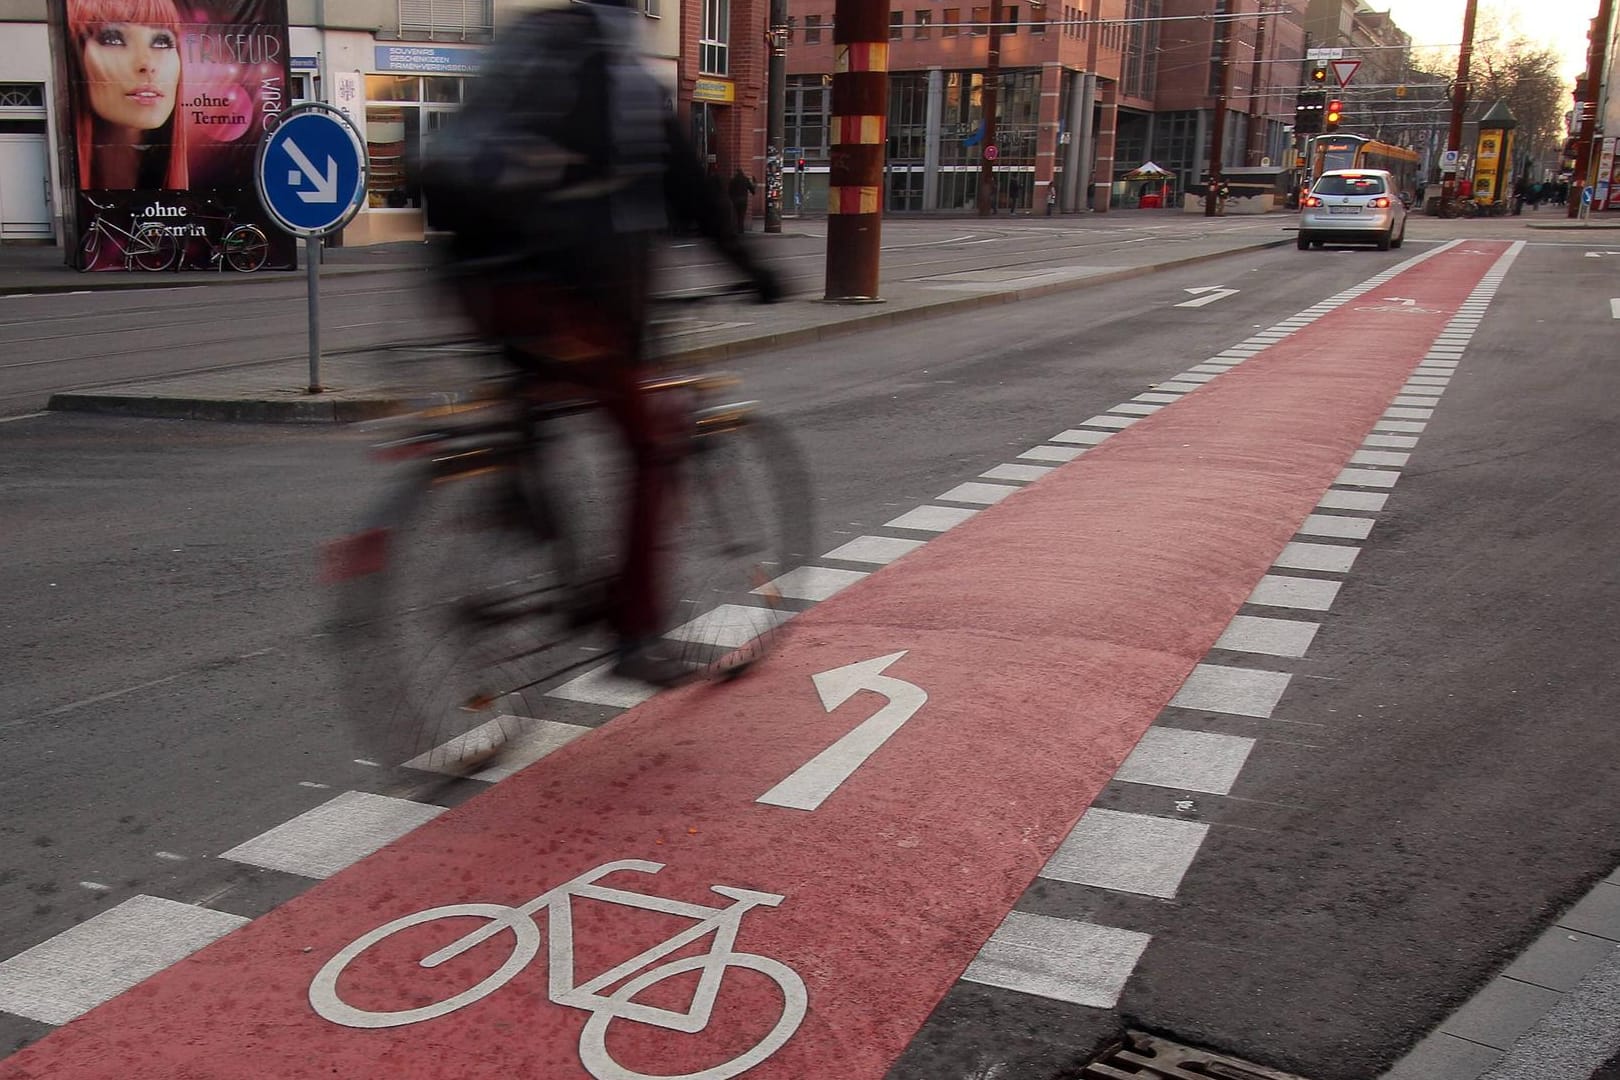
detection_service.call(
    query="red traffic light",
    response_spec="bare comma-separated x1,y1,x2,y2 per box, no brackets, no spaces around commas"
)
797,158,806,171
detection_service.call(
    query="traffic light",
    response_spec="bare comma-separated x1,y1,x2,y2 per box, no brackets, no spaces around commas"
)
1324,98,1344,131
1295,90,1325,135
1310,65,1328,84
797,157,806,172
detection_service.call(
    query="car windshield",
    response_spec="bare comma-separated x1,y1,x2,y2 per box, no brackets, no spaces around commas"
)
1315,175,1387,196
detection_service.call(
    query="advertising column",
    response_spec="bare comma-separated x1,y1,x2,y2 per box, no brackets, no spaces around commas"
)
55,0,294,270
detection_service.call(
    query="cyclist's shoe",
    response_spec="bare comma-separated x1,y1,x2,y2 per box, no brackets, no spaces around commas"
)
612,640,699,687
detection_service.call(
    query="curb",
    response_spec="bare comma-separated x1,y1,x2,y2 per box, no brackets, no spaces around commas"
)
46,389,465,423
46,235,1290,423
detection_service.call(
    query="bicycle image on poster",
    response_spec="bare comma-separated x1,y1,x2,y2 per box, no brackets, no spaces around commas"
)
309,859,809,1080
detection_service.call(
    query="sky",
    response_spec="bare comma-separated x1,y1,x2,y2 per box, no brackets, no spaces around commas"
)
1372,0,1597,79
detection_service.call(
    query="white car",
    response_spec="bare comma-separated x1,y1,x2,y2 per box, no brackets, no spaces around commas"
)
1297,169,1407,251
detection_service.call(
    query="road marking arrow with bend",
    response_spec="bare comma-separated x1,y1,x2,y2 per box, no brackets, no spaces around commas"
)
1176,286,1239,308
757,651,927,811
282,138,339,204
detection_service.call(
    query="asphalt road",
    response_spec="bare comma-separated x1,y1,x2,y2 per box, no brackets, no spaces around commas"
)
2,232,1618,1078
0,216,1286,417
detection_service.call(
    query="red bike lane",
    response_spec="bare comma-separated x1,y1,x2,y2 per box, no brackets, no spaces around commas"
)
0,242,1508,1080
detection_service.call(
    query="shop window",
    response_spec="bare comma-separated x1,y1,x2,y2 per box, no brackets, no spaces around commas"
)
914,10,931,37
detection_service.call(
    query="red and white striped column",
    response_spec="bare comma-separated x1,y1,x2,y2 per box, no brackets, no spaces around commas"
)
824,1,889,301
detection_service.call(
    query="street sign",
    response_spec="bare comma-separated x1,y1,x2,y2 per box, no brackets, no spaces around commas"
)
255,103,369,394
1306,47,1343,60
1442,149,1461,169
256,104,368,238
1330,59,1361,87
984,144,999,161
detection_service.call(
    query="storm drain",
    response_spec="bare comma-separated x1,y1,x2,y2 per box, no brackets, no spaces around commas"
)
1080,1031,1314,1080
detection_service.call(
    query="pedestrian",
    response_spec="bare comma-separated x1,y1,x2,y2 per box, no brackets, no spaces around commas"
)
1216,177,1231,215
1008,178,1022,212
729,168,755,233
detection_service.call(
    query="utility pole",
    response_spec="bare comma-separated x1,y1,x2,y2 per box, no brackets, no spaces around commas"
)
764,0,788,233
1246,6,1268,165
1204,16,1232,216
1568,0,1615,218
1441,0,1479,215
976,0,1005,216
1075,0,1100,211
824,0,888,300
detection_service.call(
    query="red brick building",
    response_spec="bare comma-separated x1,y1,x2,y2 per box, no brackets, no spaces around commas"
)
678,0,772,207
782,0,1316,212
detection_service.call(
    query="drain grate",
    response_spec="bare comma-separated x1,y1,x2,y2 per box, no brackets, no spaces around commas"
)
1080,1031,1315,1080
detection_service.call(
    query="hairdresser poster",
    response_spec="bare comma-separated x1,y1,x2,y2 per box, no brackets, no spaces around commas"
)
61,0,294,270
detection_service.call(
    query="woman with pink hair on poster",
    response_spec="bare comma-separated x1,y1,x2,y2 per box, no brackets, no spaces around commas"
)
67,0,189,190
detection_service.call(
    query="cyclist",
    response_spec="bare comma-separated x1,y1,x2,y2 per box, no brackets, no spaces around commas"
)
422,0,782,685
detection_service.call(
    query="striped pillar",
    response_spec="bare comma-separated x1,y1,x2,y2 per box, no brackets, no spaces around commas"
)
824,3,889,301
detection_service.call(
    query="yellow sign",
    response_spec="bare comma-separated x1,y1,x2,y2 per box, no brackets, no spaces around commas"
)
693,78,736,104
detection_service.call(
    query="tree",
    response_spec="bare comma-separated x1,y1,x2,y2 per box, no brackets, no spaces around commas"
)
1411,15,1568,169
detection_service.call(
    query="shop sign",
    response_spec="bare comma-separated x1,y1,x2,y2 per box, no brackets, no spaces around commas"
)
693,78,736,104
373,45,482,75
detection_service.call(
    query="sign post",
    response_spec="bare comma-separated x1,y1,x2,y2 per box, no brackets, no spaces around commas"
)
255,103,369,393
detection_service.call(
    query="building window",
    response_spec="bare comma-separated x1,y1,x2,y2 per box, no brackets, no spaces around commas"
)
1030,7,1044,33
942,7,960,35
804,13,822,43
785,74,829,160
397,0,493,41
1006,6,1018,32
969,5,988,34
0,84,45,109
644,0,660,16
915,9,932,37
890,10,904,38
701,0,730,75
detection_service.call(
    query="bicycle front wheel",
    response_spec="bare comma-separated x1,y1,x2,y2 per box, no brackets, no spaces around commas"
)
665,411,814,678
131,223,177,271
328,460,579,772
224,225,269,272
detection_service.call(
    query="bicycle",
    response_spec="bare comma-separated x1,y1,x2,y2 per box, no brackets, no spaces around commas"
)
324,294,813,772
178,201,271,273
78,196,177,272
309,859,807,1080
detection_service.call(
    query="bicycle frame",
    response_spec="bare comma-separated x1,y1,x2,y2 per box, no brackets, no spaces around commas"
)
421,859,785,1031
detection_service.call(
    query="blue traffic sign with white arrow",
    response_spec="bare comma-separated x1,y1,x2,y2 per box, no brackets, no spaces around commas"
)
256,104,368,237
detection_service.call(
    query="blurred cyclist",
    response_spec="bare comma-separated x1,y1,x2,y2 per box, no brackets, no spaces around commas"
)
422,0,782,685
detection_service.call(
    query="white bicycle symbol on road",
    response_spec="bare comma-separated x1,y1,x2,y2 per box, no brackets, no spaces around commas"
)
309,859,808,1080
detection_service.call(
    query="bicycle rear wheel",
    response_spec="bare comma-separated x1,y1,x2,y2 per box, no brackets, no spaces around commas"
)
224,225,269,272
132,223,177,271
663,411,814,678
328,459,579,772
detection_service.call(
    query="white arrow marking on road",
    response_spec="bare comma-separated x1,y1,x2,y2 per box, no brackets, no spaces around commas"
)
757,651,927,811
282,138,339,204
1584,251,1620,258
1176,286,1239,308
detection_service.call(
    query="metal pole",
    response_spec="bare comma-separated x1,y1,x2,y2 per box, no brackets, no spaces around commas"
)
1078,0,1100,210
1204,20,1232,216
1568,0,1615,219
824,0,888,300
976,0,1004,216
305,235,322,392
765,0,787,233
1442,0,1479,215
